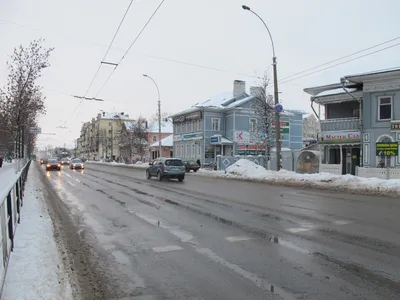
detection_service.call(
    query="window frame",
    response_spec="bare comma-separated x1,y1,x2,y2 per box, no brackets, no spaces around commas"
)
249,118,257,132
211,118,221,131
378,95,393,121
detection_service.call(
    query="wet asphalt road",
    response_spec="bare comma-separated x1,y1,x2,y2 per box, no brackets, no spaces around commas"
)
40,163,400,300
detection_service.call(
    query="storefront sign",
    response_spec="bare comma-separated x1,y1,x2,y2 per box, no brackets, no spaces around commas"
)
390,121,400,131
210,135,221,144
173,111,202,123
271,121,290,127
318,131,360,144
173,132,203,142
376,142,398,156
237,145,265,155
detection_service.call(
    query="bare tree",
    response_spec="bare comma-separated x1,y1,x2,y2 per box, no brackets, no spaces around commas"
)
0,38,53,158
118,117,149,161
251,72,275,159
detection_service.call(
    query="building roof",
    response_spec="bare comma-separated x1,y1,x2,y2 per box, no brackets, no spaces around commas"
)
99,112,131,120
150,134,173,147
148,121,173,133
342,67,400,83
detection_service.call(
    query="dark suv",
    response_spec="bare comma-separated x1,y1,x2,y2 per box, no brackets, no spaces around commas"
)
146,158,185,182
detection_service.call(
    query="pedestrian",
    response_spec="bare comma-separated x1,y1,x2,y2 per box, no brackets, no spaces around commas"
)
196,159,201,167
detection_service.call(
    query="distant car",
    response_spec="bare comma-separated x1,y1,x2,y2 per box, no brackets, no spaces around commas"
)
146,157,185,182
70,158,84,170
183,160,200,172
40,158,48,165
46,159,61,171
60,158,70,165
80,157,87,162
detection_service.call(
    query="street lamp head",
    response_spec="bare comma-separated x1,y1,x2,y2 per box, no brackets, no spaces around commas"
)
242,5,250,10
142,74,148,77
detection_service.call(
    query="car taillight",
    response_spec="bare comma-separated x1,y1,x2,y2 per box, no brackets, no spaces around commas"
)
58,164,61,167
46,164,50,167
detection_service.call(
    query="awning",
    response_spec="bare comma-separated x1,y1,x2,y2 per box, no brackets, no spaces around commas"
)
210,135,233,145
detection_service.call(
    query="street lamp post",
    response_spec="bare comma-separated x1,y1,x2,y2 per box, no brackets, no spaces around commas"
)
242,5,281,171
143,74,162,158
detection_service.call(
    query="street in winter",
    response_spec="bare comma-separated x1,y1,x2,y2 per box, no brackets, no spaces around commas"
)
1,0,400,299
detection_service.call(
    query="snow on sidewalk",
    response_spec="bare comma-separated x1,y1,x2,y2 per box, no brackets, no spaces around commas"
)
196,159,400,197
1,165,73,300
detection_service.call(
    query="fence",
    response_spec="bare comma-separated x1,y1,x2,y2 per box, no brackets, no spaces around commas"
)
0,160,31,294
356,167,400,180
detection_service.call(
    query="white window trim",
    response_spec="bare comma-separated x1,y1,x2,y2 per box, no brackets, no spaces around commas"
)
249,118,257,132
211,118,221,131
192,143,195,158
377,95,393,121
363,143,369,165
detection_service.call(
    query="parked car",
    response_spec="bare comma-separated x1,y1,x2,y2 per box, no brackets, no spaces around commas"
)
70,158,84,170
60,158,71,165
46,159,61,171
183,160,200,172
146,157,185,182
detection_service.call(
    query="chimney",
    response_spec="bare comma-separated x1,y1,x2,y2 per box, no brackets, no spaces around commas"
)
102,112,106,117
250,86,264,98
233,80,246,97
121,112,124,115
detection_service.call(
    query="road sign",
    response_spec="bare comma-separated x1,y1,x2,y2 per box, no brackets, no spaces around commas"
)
274,103,283,113
29,127,42,134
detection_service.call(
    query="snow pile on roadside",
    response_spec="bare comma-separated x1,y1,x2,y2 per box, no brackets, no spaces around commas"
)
220,159,400,196
2,166,73,300
86,160,149,169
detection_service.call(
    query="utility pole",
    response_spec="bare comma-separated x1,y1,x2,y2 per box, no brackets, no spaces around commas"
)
242,5,281,171
143,74,162,158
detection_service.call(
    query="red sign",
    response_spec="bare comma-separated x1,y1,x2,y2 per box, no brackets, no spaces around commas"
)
237,145,265,150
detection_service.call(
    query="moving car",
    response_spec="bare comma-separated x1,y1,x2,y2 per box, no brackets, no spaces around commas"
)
40,158,48,165
60,158,71,165
46,159,61,171
146,157,185,182
183,160,200,172
70,158,84,170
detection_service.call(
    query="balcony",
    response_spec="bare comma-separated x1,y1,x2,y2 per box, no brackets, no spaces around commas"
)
320,117,360,132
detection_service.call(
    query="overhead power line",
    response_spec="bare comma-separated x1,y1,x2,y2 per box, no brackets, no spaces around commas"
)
279,35,400,81
279,41,400,85
93,0,166,98
65,0,136,125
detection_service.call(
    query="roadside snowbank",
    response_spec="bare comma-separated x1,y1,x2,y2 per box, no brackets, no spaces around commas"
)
87,160,149,169
1,166,73,300
197,159,400,197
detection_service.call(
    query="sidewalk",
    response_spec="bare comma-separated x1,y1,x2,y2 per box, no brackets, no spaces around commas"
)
1,163,73,300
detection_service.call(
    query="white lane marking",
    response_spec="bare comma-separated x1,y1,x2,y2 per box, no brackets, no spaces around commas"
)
153,245,183,253
67,181,76,187
277,239,310,255
130,211,195,243
286,227,311,233
64,172,72,178
333,220,351,225
75,178,81,183
225,236,254,242
195,247,296,300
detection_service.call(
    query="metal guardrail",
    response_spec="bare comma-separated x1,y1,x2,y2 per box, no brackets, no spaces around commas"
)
0,160,31,294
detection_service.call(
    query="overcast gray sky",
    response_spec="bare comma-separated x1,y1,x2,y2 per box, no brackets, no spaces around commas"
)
1,0,400,148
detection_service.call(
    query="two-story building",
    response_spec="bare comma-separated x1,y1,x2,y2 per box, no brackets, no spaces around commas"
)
170,80,303,164
304,67,400,175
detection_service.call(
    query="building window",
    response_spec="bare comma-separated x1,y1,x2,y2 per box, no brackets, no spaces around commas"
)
212,118,221,131
249,118,257,132
185,144,189,158
197,143,201,156
198,120,202,131
152,136,157,142
180,144,184,158
378,96,392,120
192,144,195,158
